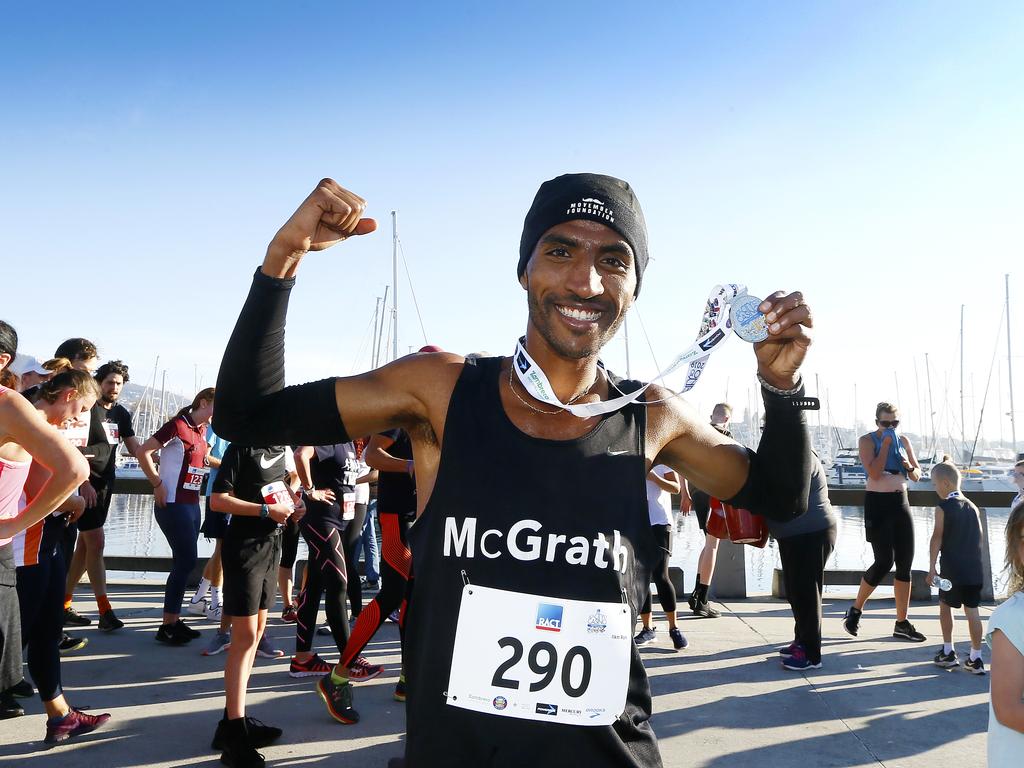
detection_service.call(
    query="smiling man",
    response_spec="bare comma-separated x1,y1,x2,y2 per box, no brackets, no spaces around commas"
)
214,174,815,768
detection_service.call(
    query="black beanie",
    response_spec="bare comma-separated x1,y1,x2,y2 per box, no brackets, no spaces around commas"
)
518,173,649,297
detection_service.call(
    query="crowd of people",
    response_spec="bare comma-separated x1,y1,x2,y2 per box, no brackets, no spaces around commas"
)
1,172,1022,767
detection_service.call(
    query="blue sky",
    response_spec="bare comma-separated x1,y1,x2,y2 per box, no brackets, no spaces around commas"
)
2,2,1022,452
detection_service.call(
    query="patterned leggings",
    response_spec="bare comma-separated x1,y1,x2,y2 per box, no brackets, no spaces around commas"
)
339,513,411,669
295,516,349,654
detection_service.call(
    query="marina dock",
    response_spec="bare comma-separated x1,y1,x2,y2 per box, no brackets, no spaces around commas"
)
0,584,992,767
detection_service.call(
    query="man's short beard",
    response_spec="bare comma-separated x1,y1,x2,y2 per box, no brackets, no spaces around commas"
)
101,393,118,405
526,290,623,361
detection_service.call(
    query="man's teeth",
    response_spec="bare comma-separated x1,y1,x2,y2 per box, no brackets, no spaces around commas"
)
557,306,601,322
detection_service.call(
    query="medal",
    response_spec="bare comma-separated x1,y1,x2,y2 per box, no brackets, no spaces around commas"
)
729,293,769,343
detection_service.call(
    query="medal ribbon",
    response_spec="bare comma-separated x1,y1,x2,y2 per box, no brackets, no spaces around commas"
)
512,284,750,417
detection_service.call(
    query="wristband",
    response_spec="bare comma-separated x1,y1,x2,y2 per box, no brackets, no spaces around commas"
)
260,503,270,519
756,373,804,396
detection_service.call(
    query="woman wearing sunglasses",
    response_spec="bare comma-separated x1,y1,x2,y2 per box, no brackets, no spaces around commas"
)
843,402,926,642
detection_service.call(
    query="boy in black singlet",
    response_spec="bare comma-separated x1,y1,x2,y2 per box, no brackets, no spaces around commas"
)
210,445,303,767
214,174,817,768
928,459,986,674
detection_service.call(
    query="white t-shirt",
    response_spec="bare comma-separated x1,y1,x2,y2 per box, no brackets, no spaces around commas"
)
646,465,674,526
988,590,1024,767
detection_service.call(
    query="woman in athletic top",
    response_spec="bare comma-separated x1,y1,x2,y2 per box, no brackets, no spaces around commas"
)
0,326,90,724
10,369,112,743
987,500,1024,766
844,402,925,642
138,387,214,645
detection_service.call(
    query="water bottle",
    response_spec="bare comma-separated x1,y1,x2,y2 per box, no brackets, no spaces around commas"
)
931,575,952,591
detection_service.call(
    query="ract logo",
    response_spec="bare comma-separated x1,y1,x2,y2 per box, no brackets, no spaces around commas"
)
536,603,563,632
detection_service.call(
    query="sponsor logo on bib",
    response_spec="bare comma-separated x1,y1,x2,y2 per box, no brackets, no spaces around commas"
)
587,610,608,634
535,703,559,716
492,696,508,711
536,603,563,632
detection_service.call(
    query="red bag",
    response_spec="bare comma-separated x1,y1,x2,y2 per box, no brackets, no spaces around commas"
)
708,498,769,548
705,498,730,540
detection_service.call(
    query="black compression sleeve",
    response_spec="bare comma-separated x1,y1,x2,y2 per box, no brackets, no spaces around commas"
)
213,268,349,447
726,384,813,522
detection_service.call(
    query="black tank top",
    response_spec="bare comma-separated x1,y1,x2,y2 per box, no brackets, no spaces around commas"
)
938,495,983,585
405,357,661,767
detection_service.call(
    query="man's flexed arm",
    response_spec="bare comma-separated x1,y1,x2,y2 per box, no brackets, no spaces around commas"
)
213,179,461,449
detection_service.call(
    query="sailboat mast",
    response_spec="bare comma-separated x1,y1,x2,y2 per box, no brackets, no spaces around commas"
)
392,211,399,362
1007,274,1017,457
925,352,936,458
960,304,965,462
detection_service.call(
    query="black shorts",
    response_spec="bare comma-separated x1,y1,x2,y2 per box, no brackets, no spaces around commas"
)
77,482,113,532
200,496,231,540
222,532,282,617
691,488,711,533
939,583,981,609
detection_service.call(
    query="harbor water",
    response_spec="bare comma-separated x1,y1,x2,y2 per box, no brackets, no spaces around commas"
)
102,493,1015,598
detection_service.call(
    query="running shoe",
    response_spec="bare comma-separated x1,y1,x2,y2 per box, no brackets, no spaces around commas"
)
206,604,223,622
217,722,266,768
289,654,331,678
7,679,33,698
256,635,284,659
692,600,721,619
778,641,802,659
202,631,232,656
58,633,88,654
782,648,822,671
156,623,191,645
281,605,297,624
43,707,111,744
687,592,698,612
212,716,282,750
393,678,406,702
962,656,986,675
893,620,926,643
317,676,359,724
364,580,380,590
842,606,862,637
317,625,333,636
348,657,385,682
63,607,91,626
633,627,657,646
0,692,23,719
933,648,959,668
387,608,401,623
186,599,209,617
98,609,125,632
669,627,688,650
175,619,202,639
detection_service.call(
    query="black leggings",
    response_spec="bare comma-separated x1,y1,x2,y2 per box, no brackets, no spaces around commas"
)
863,490,914,585
295,515,350,654
641,524,676,615
16,537,64,702
343,503,367,617
340,512,411,669
777,526,836,664
279,516,300,569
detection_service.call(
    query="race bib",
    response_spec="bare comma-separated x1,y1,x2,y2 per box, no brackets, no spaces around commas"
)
261,481,294,511
102,421,120,446
341,491,356,521
61,414,91,448
446,584,631,726
182,466,209,492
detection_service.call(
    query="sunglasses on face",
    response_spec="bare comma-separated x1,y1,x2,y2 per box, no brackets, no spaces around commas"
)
876,419,900,428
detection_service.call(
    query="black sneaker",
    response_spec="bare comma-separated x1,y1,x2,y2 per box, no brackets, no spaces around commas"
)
58,633,88,654
212,716,282,750
633,627,656,646
175,619,201,639
692,600,721,619
842,606,862,637
63,607,91,626
933,648,958,668
156,623,191,645
219,718,265,768
316,675,359,724
0,691,24,719
962,656,986,675
687,592,699,612
669,627,688,650
98,609,124,632
7,679,33,698
893,620,926,643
